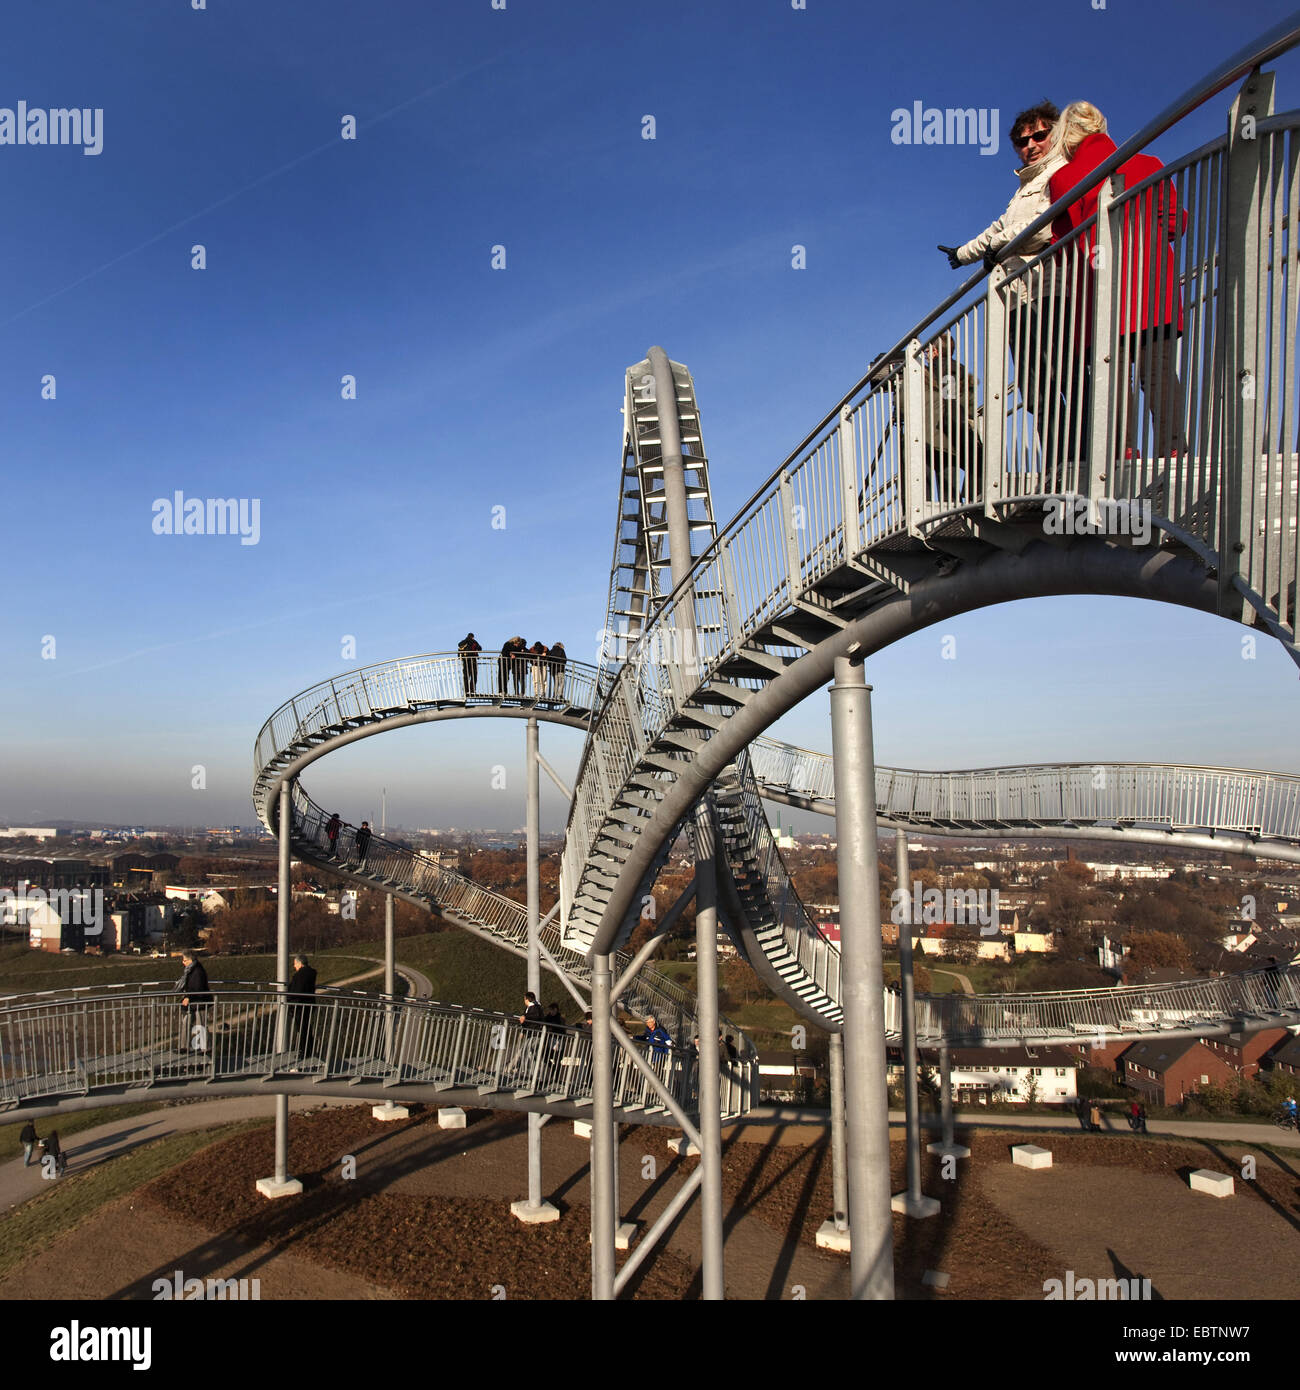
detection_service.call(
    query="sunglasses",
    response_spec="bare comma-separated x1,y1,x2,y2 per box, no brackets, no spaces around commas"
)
1013,129,1051,149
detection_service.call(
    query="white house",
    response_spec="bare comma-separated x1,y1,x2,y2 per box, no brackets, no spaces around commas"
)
893,1046,1078,1105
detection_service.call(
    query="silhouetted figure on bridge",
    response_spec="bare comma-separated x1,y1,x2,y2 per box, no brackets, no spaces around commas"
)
289,952,318,1061
499,637,527,696
354,821,372,867
548,641,567,699
325,812,341,858
177,950,212,1054
458,633,482,696
528,641,549,699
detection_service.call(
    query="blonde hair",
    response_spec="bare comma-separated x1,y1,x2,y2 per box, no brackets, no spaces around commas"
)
1045,101,1108,164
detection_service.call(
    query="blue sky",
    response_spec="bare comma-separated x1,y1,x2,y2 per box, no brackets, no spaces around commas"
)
2,0,1298,831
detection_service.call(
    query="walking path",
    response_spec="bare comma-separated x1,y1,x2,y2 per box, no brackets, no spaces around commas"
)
928,968,974,996
738,1103,1300,1149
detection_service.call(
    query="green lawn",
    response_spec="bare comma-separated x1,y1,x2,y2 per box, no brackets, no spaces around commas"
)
0,1118,268,1280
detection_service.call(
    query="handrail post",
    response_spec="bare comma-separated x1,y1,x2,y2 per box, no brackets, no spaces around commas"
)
838,404,861,558
902,338,927,535
1219,67,1276,620
1088,178,1121,508
982,269,1009,514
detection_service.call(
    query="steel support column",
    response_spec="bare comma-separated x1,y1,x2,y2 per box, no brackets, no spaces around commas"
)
256,783,301,1198
829,656,894,1299
940,1042,955,1150
590,953,616,1300
694,804,724,1300
815,1030,850,1250
892,833,938,1218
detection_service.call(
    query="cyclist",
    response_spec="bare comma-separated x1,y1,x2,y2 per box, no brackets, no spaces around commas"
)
1285,1096,1298,1128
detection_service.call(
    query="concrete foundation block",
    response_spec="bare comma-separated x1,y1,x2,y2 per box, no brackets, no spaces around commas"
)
437,1107,467,1129
927,1141,971,1159
590,1221,639,1250
922,1270,951,1289
255,1176,303,1199
1189,1169,1234,1198
573,1120,593,1139
372,1102,410,1121
1011,1143,1052,1169
510,1199,560,1224
891,1190,941,1218
669,1135,701,1157
815,1221,851,1252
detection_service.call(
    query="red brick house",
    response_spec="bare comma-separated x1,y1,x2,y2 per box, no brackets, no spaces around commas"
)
1118,1027,1286,1104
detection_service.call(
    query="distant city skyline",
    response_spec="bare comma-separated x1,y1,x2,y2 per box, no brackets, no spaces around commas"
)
3,1,1298,830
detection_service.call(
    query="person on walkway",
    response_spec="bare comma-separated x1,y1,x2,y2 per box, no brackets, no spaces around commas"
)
1128,1098,1142,1131
547,641,567,700
921,333,981,505
1089,1102,1103,1133
1136,1102,1148,1134
289,952,318,1060
325,812,342,859
939,101,1074,475
354,821,372,868
528,641,550,699
1284,1095,1298,1129
458,633,481,696
41,1131,65,1177
510,638,529,696
20,1121,39,1167
177,950,212,1054
498,637,526,696
1075,1096,1092,1131
638,1015,672,1065
1047,100,1187,461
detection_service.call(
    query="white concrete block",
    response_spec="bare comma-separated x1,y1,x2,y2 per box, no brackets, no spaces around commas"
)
891,1190,941,1218
669,1135,701,1157
510,1199,560,1224
815,1221,851,1252
437,1107,467,1129
1011,1143,1052,1169
372,1102,409,1121
927,1141,971,1159
590,1221,638,1250
255,1176,303,1199
573,1120,593,1140
922,1269,951,1289
1189,1168,1234,1198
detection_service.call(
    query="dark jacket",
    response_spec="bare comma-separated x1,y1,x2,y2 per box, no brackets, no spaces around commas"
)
20,1123,37,1145
178,960,212,1005
289,964,318,1003
354,826,371,854
522,1001,544,1027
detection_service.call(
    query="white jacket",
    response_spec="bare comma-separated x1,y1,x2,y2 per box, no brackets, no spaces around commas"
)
957,153,1065,265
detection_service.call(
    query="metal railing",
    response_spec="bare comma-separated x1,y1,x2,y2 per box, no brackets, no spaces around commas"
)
0,983,753,1120
561,48,1300,955
282,780,755,1063
750,736,1300,844
253,652,605,824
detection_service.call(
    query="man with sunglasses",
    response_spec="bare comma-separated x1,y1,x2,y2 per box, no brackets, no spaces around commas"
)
939,102,1075,473
938,102,1061,273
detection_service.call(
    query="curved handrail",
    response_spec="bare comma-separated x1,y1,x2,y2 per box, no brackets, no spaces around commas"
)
750,735,1300,847
0,985,754,1119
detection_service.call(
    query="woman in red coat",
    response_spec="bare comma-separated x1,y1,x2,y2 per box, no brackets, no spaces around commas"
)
1048,101,1186,460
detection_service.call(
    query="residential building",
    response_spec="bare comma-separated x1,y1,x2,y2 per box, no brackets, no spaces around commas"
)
892,1045,1078,1105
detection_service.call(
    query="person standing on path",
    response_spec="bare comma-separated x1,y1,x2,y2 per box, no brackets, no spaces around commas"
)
325,812,342,859
41,1131,65,1177
1089,1102,1103,1133
354,821,372,869
20,1121,39,1167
